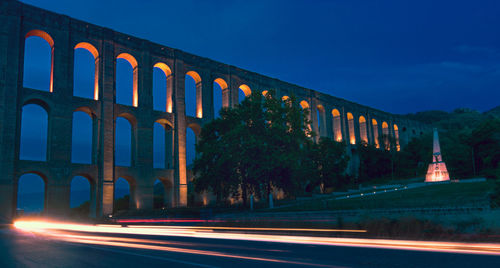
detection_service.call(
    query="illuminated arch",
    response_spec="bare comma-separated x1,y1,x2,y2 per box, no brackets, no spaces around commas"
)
299,100,310,109
26,30,54,46
186,71,201,83
214,78,228,90
282,95,290,101
153,62,173,112
372,119,379,148
214,78,229,114
117,53,138,68
382,121,389,150
74,42,99,100
75,42,98,58
382,121,389,135
239,84,252,97
394,124,400,151
316,104,326,137
359,116,368,144
262,90,269,97
332,109,342,142
116,53,139,107
186,71,203,118
24,30,54,92
347,112,355,144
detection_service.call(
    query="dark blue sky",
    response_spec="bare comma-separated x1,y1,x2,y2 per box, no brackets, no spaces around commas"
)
20,0,500,114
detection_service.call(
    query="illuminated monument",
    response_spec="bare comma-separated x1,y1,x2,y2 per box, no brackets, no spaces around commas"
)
425,128,450,182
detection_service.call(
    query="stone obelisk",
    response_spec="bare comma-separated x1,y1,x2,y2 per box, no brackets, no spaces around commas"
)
425,128,450,182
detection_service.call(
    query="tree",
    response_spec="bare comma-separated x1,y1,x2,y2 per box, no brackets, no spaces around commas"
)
192,90,338,206
306,137,349,193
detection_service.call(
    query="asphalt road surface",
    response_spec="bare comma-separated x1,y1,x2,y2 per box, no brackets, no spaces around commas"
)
1,225,499,268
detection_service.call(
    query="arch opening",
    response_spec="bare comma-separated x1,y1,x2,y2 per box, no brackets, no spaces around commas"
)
372,119,379,148
332,109,342,142
394,124,400,151
70,176,95,217
116,53,138,107
114,177,133,212
20,104,48,161
316,105,326,137
115,117,133,167
382,121,389,150
17,173,46,215
186,127,197,169
213,78,228,118
23,30,54,92
238,84,251,103
154,121,173,169
359,116,368,144
153,179,172,209
74,42,99,100
347,112,355,145
153,62,172,112
71,111,93,164
186,71,202,118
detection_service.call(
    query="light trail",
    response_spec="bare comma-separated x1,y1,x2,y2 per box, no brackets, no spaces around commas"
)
13,220,500,256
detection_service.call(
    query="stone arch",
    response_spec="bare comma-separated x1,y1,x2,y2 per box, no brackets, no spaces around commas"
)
316,104,326,137
347,112,355,144
299,100,310,109
382,121,389,135
71,110,93,164
213,78,228,117
153,62,173,112
372,118,379,148
154,119,174,169
394,124,400,151
239,84,252,99
186,71,203,118
382,121,389,149
16,172,48,215
24,29,54,92
332,109,342,142
153,178,173,209
22,98,51,112
186,123,201,169
359,115,368,144
74,106,97,118
187,123,202,137
20,103,49,161
114,176,136,212
116,53,139,107
70,175,96,217
299,100,312,135
74,42,99,100
115,115,136,167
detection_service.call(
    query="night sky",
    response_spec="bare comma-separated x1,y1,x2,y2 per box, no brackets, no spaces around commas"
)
21,0,500,114
15,0,500,210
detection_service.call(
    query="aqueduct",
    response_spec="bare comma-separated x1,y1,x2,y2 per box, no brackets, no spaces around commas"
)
0,0,429,221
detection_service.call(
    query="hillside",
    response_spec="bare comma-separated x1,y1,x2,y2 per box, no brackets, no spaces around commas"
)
271,180,494,212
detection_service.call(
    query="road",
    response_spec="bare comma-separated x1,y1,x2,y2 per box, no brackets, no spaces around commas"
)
1,221,499,267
